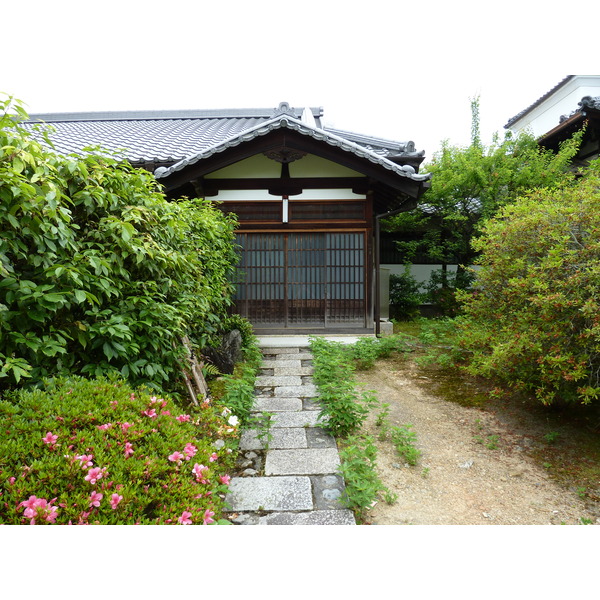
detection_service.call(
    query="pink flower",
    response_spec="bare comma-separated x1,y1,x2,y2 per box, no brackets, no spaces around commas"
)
85,466,107,485
121,422,132,432
203,509,215,525
168,451,184,464
110,493,123,510
219,474,231,485
19,496,58,524
42,432,58,446
8,477,15,485
161,410,171,416
192,463,209,483
110,400,118,408
183,443,197,460
176,414,191,423
142,408,157,418
97,423,112,431
89,491,103,508
209,452,218,463
124,442,134,458
178,511,193,525
75,454,93,469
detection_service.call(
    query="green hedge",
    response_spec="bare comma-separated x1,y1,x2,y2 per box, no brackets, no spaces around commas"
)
0,95,239,392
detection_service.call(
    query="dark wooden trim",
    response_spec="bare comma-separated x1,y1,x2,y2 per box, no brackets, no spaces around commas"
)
201,176,370,194
160,128,425,200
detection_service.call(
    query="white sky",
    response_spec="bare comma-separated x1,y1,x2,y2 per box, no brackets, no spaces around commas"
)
3,1,598,163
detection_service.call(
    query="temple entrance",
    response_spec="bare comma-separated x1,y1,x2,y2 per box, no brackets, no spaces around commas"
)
233,231,367,330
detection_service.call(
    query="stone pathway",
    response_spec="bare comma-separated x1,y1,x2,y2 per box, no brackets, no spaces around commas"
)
224,343,356,525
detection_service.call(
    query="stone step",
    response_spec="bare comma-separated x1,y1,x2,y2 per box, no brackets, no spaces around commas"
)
226,476,313,511
240,427,308,450
256,510,356,525
251,396,303,412
265,448,340,476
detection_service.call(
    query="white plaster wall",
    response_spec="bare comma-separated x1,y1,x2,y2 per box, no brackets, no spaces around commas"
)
214,188,365,201
382,263,458,293
508,76,600,138
205,153,363,179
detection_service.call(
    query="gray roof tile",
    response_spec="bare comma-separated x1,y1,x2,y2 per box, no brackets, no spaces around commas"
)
154,114,430,183
22,102,426,180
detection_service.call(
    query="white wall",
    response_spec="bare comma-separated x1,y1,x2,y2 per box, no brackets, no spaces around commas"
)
382,263,458,293
508,75,600,138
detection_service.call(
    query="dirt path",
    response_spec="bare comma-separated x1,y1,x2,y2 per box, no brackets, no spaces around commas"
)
354,358,599,525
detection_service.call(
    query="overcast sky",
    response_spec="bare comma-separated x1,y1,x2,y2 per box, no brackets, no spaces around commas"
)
2,1,598,161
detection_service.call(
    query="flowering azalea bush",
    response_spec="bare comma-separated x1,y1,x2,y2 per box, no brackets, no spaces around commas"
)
0,375,240,524
456,161,600,406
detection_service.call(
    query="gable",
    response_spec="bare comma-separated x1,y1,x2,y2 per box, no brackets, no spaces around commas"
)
204,153,363,179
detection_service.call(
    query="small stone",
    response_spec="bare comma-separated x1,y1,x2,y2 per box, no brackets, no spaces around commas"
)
243,468,258,476
245,451,258,460
214,439,225,450
322,489,341,501
482,512,490,518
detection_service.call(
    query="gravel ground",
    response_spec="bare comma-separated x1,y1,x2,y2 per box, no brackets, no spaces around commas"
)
355,358,599,526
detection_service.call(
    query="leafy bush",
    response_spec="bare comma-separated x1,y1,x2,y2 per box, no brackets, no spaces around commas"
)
338,434,387,521
390,424,421,465
457,161,600,406
389,267,423,320
309,336,409,437
0,95,239,392
0,376,238,524
422,268,475,316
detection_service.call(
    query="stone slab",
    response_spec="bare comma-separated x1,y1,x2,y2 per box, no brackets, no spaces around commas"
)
275,384,318,398
270,411,325,428
225,476,313,511
306,427,337,449
261,347,301,354
256,375,303,387
261,359,302,368
265,448,340,475
302,398,321,411
310,474,347,510
251,397,303,412
273,366,314,376
239,427,308,450
257,510,356,525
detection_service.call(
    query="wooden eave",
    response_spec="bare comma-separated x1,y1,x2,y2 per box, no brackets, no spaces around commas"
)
159,128,428,207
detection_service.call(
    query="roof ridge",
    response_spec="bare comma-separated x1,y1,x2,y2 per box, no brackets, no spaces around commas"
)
26,105,324,123
154,113,430,182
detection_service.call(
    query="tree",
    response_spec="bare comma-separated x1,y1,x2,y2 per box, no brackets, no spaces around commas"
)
0,95,239,392
383,98,582,281
456,160,600,406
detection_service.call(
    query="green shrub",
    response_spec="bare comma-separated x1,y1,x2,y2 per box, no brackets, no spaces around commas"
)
422,268,475,316
0,95,239,393
457,161,600,406
0,375,238,524
389,267,423,320
338,434,387,521
390,424,421,465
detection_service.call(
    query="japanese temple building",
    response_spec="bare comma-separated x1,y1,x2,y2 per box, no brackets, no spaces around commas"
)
25,102,431,334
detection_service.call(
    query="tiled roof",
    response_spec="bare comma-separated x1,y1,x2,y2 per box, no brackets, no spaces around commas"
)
22,102,424,173
154,114,430,183
504,76,574,128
